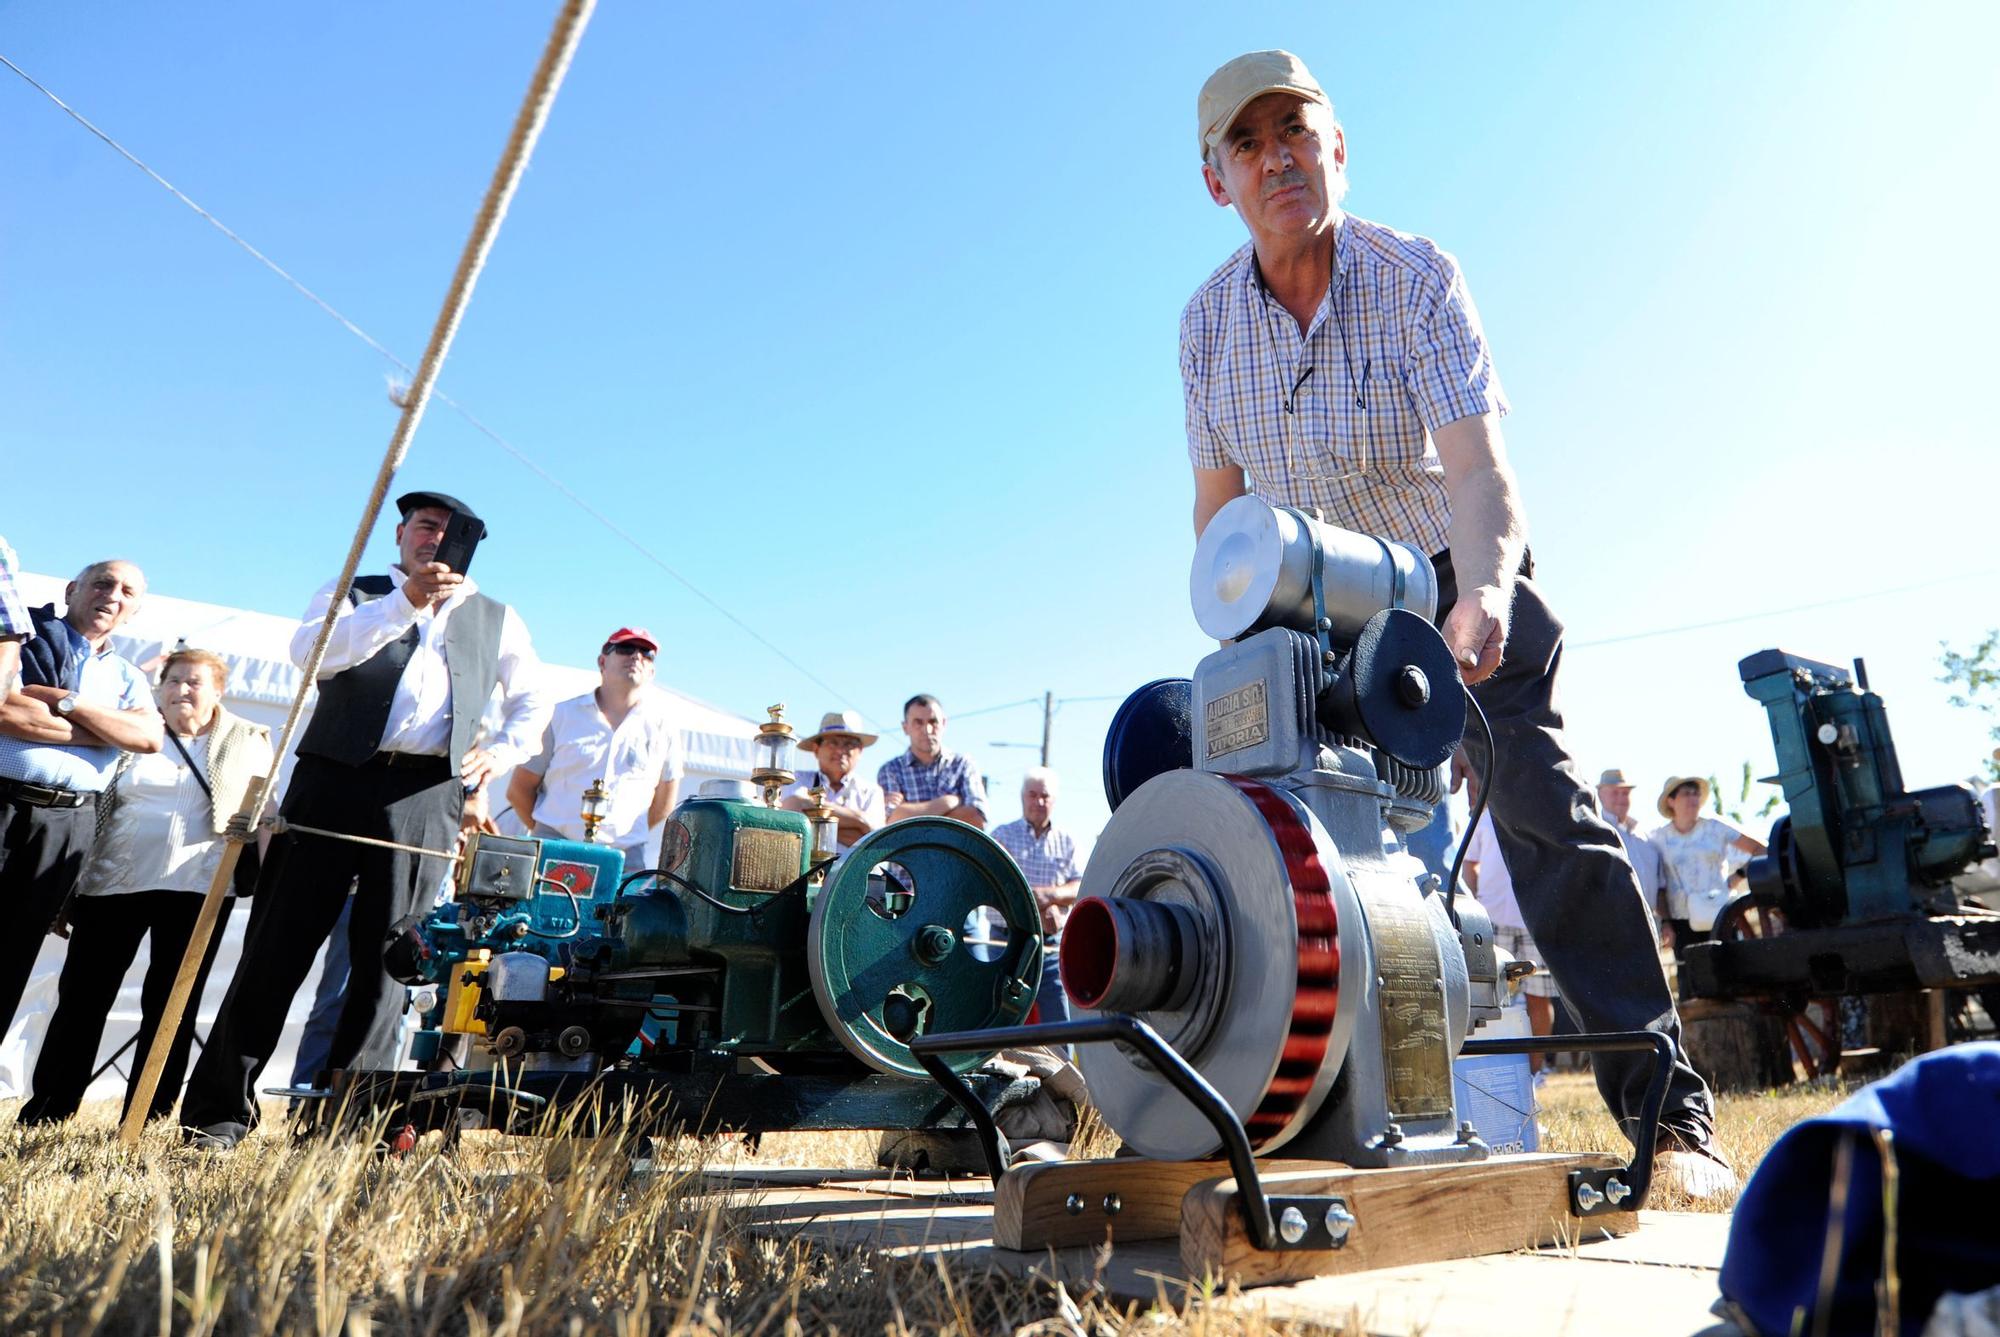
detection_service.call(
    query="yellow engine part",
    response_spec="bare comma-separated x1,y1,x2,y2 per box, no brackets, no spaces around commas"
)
445,953,491,1035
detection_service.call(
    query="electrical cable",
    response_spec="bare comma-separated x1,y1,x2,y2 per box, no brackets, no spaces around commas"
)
0,49,857,708
1443,689,1495,931
528,876,584,939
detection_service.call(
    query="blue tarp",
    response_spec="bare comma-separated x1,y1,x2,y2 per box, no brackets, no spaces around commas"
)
1719,1042,2000,1335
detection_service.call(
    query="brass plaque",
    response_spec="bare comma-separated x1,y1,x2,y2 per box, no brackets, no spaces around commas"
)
1204,681,1269,759
732,827,802,892
1368,892,1453,1122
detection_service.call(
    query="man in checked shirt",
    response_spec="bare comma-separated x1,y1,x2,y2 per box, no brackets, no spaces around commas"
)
1181,51,1731,1196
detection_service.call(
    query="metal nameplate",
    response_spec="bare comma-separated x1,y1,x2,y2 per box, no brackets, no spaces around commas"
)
732,827,802,892
1204,681,1270,760
1368,894,1453,1122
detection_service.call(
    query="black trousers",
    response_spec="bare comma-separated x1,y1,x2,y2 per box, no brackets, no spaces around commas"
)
179,754,460,1136
0,795,97,1037
1437,557,1716,1149
20,890,239,1123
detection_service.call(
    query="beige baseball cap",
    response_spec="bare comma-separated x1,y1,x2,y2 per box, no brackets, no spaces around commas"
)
1197,50,1329,161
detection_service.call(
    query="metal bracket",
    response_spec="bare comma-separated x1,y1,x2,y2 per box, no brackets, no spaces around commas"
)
1459,1029,1674,1215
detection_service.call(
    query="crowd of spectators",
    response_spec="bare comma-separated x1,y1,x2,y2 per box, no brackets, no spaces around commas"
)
0,512,1090,1141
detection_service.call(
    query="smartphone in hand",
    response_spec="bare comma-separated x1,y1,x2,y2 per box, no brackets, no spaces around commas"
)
433,510,482,577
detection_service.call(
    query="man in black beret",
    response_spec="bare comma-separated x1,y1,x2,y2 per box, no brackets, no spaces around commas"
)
181,492,549,1148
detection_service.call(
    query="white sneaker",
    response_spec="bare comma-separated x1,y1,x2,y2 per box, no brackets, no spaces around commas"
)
1655,1142,1739,1201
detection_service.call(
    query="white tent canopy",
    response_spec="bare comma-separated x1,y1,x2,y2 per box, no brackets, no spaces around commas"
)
2,573,762,1102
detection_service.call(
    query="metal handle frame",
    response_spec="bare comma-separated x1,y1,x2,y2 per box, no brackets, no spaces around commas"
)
912,1017,1676,1251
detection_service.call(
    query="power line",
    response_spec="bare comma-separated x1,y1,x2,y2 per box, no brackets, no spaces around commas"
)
1571,567,2000,650
0,50,856,707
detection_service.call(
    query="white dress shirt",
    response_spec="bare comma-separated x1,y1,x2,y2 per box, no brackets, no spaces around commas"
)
526,689,686,852
292,567,549,771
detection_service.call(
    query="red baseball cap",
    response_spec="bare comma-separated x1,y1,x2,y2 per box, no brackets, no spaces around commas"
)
602,627,659,653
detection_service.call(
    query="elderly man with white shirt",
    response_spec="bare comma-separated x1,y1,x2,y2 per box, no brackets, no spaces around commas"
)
508,626,685,872
181,490,550,1149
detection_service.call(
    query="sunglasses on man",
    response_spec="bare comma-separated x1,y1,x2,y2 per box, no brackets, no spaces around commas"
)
604,641,657,660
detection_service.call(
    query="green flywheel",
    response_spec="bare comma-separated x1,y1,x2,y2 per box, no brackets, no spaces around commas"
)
807,817,1043,1075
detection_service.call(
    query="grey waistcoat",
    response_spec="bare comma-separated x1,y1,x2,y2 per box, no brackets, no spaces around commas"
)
296,575,505,767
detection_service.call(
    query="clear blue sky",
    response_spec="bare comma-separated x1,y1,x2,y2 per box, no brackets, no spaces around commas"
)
5,2,1996,854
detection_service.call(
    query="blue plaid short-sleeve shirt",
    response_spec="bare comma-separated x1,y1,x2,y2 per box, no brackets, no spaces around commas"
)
877,748,987,816
1181,212,1509,555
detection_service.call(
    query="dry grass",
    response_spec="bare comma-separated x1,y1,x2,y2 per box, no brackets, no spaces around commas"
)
1535,1069,1853,1211
0,1100,1352,1336
0,1071,1849,1333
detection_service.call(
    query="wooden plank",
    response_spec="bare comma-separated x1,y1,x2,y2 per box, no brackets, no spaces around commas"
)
994,1157,1326,1251
1181,1153,1634,1286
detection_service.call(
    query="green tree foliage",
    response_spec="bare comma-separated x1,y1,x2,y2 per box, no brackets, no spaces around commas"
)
1939,630,2000,782
1707,760,1782,830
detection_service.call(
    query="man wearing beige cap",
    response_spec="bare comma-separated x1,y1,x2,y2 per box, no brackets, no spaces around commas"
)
1180,51,1730,1194
1597,768,1668,933
781,710,886,857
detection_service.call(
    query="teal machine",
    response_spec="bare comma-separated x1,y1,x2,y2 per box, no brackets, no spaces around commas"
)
1679,650,2000,1022
318,706,1044,1143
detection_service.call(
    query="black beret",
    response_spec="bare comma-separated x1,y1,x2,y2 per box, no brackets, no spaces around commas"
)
395,490,487,538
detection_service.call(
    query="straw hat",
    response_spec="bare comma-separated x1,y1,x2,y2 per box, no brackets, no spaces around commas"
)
1656,775,1711,819
798,709,879,750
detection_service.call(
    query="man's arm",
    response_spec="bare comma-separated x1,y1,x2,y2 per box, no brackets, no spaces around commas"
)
20,684,162,753
291,575,425,678
462,606,553,791
885,795,956,822
647,777,681,829
0,691,74,743
505,765,544,831
1193,464,1248,539
1432,412,1528,685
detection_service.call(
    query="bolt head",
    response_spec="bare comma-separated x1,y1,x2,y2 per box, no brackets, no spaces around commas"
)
1064,1193,1086,1216
1604,1177,1631,1205
1323,1201,1355,1245
1102,1193,1121,1216
1575,1182,1605,1212
1278,1205,1309,1244
1396,664,1430,707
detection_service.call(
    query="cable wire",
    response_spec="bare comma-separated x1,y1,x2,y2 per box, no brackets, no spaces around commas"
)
0,47,856,708
1443,689,1495,931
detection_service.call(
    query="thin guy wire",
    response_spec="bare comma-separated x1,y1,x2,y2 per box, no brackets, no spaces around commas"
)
0,45,855,708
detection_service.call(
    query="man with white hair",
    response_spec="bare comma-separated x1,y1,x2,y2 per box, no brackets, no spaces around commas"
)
1180,50,1730,1194
0,558,160,1032
991,768,1084,1023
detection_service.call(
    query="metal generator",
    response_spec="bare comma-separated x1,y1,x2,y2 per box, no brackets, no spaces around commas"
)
308,710,1047,1145
1678,650,2000,1031
912,497,1668,1250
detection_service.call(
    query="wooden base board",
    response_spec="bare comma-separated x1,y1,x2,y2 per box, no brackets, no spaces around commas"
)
1181,1152,1635,1286
996,1157,1326,1250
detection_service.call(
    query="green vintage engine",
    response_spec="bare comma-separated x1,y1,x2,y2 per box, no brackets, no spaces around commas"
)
347,771,1045,1143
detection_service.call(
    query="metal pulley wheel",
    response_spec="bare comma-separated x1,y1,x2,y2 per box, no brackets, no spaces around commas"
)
1064,769,1363,1158
808,817,1042,1076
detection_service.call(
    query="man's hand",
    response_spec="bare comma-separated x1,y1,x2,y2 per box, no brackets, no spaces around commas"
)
460,747,501,792
1442,583,1511,685
224,811,260,843
0,690,73,744
884,790,904,810
401,561,464,611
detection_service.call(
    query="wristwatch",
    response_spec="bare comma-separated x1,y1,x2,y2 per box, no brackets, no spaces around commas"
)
55,693,79,716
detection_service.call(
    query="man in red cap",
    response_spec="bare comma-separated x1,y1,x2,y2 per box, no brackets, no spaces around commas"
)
507,626,684,874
